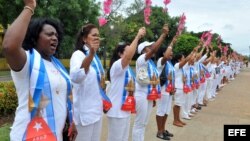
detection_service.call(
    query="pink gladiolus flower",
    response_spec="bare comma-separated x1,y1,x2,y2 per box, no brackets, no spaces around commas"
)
145,16,150,25
144,7,151,17
164,0,171,5
144,7,151,25
103,0,112,15
176,13,186,35
200,32,206,41
204,34,212,47
201,30,213,46
99,17,108,27
144,0,152,25
145,0,152,6
107,0,112,5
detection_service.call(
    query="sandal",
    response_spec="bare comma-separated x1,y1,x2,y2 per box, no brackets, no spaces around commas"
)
164,130,174,137
156,133,170,140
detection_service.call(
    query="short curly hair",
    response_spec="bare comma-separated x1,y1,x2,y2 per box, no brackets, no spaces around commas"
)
22,18,63,53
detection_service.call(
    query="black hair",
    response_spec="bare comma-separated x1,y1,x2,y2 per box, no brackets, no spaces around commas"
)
172,52,185,65
155,46,166,61
22,18,63,54
107,42,130,81
74,23,98,54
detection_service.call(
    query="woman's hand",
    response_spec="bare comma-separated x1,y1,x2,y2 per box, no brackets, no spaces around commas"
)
68,123,78,141
89,37,100,53
137,27,146,39
162,24,169,36
24,0,36,9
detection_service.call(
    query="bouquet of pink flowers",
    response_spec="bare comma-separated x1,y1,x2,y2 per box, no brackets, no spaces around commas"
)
176,13,186,35
144,0,152,25
99,0,113,27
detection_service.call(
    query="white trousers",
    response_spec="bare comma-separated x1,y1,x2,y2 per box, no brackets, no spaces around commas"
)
211,78,217,97
191,89,199,106
174,89,185,106
132,96,153,141
76,119,102,141
107,116,130,141
156,93,172,116
182,92,192,117
198,81,207,104
205,79,213,99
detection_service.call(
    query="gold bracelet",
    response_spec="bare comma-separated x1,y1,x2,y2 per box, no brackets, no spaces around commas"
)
24,6,34,15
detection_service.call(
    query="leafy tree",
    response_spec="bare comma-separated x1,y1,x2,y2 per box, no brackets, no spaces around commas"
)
0,0,101,58
173,33,200,56
0,0,23,28
35,0,100,58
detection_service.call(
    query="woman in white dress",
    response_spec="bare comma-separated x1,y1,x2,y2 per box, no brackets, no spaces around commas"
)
132,24,169,141
2,0,77,140
106,27,146,141
70,23,110,141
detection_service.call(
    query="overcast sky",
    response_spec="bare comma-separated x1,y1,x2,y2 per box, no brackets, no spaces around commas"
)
97,0,250,55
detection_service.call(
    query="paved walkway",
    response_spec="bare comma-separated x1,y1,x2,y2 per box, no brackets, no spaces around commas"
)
101,67,250,141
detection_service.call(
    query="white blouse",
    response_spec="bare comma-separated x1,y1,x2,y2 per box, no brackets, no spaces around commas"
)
70,50,103,126
107,59,133,118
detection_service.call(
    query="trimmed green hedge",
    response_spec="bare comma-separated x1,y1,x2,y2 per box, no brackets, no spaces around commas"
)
0,123,11,141
0,81,17,116
0,59,9,71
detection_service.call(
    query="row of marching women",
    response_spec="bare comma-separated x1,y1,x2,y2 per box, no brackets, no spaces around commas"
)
3,1,244,141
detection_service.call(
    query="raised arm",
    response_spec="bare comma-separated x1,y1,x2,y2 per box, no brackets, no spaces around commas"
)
80,30,100,73
161,35,178,65
121,27,146,68
145,24,169,60
203,50,215,65
179,49,197,68
196,42,205,59
2,0,36,71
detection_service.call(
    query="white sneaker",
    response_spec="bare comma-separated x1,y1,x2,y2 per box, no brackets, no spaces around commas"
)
191,108,197,114
182,115,191,120
189,113,195,117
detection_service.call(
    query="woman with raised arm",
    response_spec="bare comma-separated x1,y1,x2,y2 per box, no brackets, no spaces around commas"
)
106,27,146,141
155,35,178,140
2,0,77,141
70,23,112,141
132,24,169,141
172,45,197,127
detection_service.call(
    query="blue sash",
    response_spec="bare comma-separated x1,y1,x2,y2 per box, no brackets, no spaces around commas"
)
181,68,188,84
147,59,161,94
23,49,73,140
188,67,194,87
165,61,175,88
122,67,135,104
91,54,111,103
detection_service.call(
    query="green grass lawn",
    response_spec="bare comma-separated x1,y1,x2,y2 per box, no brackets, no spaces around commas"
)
0,124,11,141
